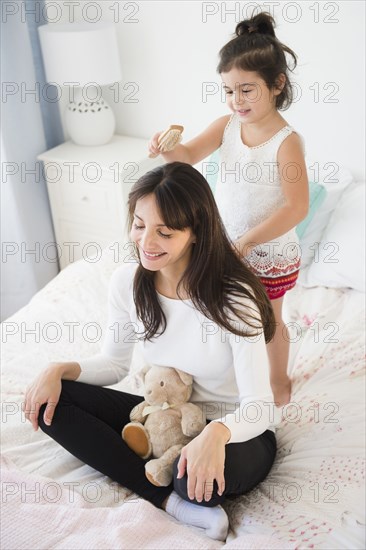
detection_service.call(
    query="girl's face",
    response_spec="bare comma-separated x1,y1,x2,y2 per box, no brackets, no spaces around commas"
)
130,193,196,274
221,67,282,123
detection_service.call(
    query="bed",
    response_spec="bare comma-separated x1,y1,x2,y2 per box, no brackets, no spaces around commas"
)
1,166,365,549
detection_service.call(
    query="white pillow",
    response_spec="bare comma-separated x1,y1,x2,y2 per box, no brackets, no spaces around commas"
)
298,164,354,276
303,181,365,291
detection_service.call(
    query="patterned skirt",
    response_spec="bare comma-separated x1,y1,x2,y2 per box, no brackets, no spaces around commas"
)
258,270,299,300
244,242,301,301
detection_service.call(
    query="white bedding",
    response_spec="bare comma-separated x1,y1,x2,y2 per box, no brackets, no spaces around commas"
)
1,243,365,549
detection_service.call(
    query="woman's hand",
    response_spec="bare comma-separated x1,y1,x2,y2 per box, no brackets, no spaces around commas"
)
22,363,64,431
176,422,230,503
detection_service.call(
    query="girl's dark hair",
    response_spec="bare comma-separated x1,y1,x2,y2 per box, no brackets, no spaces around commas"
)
217,11,297,110
127,162,275,343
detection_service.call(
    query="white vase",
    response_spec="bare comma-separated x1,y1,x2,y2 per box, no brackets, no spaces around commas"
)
65,86,115,146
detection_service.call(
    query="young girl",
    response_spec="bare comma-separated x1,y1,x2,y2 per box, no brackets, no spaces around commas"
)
149,12,309,407
23,162,277,542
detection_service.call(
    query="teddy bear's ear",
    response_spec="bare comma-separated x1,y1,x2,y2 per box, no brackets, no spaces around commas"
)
175,369,193,386
140,365,151,377
133,365,151,389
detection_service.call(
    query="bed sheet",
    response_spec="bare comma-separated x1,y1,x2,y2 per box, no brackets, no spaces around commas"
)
1,244,365,549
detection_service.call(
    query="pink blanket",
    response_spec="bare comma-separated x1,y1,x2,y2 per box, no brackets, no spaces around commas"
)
0,455,296,550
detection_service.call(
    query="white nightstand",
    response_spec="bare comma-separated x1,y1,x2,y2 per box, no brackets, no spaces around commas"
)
38,135,163,269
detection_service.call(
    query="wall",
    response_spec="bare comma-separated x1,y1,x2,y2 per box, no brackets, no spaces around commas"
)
46,0,365,181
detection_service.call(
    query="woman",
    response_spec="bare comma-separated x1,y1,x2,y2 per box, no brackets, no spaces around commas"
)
23,162,277,541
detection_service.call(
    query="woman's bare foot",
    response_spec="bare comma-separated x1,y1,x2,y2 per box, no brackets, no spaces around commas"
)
271,378,292,407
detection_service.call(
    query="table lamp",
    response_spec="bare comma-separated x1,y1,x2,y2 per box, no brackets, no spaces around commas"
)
38,22,122,146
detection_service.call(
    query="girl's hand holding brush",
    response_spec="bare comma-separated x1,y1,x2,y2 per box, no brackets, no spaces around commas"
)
148,125,184,159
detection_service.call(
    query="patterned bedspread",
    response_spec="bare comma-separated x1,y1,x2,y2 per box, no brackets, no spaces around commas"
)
1,244,365,549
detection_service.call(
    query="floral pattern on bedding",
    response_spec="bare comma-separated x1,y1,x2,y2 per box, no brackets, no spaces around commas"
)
225,284,365,549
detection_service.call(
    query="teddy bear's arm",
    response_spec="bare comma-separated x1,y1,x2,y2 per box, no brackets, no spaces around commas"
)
130,401,148,423
179,403,207,437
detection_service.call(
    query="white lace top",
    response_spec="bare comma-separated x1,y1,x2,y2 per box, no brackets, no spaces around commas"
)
215,113,302,278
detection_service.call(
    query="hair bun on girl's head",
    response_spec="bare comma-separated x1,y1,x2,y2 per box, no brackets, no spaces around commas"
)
235,12,276,38
218,10,297,111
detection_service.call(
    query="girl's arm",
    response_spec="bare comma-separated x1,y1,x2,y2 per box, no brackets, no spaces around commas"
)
235,133,309,256
149,115,231,165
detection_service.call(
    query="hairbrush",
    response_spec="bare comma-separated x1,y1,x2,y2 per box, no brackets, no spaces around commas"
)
148,125,184,158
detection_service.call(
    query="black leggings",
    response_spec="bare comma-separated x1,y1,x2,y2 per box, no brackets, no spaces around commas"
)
38,380,277,509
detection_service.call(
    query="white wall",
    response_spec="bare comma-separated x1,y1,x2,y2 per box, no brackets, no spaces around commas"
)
47,0,365,181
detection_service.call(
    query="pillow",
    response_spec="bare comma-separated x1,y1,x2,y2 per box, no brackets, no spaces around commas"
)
298,165,354,273
303,181,365,291
296,181,327,239
204,148,220,193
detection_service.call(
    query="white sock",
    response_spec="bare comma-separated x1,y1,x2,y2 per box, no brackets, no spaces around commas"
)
165,490,229,541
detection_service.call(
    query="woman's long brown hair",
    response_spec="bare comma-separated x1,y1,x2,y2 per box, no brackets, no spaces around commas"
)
127,162,276,343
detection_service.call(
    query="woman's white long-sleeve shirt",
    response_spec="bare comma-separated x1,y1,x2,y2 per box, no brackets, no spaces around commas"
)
76,262,277,444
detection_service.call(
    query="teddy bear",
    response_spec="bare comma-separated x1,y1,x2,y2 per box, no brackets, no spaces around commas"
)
121,365,206,487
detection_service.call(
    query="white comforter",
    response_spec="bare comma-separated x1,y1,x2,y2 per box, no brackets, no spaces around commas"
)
1,244,365,549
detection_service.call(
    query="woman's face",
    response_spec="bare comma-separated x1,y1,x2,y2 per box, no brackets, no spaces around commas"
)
130,194,196,274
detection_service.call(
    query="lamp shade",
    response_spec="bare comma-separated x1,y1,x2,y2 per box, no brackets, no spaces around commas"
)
38,23,122,86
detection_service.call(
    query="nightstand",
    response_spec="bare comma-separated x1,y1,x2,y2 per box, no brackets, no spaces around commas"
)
38,135,163,269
